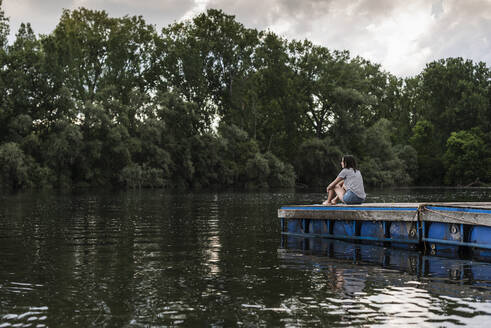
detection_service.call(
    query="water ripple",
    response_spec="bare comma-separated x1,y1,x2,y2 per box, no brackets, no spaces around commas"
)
1,190,491,327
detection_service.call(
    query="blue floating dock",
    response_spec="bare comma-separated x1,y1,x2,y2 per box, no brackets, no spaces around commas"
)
278,202,491,257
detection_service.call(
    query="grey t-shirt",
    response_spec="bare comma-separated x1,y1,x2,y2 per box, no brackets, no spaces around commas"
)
338,168,366,199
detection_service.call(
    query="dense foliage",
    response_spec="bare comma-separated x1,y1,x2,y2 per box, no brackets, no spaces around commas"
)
0,4,490,191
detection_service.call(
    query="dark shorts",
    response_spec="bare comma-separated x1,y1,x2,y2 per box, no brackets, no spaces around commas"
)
343,190,365,204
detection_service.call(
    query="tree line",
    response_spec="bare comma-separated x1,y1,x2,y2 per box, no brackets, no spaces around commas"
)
0,3,489,191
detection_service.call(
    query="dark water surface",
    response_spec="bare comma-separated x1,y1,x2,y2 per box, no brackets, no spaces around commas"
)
1,188,491,327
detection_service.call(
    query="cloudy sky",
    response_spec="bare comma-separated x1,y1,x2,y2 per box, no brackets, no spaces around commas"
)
3,0,490,77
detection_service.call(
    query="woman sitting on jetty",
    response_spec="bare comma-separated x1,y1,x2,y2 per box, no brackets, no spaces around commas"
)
323,155,366,205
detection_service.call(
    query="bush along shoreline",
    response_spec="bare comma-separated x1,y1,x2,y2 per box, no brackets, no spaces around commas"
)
0,5,489,191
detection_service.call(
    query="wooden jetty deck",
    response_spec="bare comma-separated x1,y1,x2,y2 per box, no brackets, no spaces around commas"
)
279,202,491,258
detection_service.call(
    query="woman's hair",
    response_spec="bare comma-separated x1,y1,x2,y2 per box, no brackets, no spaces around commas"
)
342,155,357,172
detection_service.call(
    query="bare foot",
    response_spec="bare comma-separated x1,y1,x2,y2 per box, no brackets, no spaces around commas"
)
322,200,330,205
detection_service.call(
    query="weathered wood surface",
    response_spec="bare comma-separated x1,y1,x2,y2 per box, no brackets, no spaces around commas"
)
419,203,491,226
278,203,419,222
278,210,417,222
422,202,491,209
279,202,491,226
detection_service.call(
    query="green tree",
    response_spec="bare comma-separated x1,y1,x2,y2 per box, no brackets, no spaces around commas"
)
409,120,443,184
217,123,260,185
288,41,379,155
252,32,304,160
396,76,425,143
443,129,487,185
43,8,112,104
191,9,260,117
419,58,489,149
157,9,259,132
361,119,413,186
295,137,342,187
0,0,8,50
0,4,488,191
43,8,157,128
373,74,413,144
0,142,29,190
4,22,74,143
264,152,295,188
0,0,10,141
288,40,337,139
42,120,84,187
157,20,212,131
4,24,43,133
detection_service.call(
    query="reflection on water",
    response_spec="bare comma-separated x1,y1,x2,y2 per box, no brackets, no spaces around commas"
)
0,189,490,327
280,236,491,326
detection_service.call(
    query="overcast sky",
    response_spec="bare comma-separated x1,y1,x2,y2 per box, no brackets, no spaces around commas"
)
3,0,490,77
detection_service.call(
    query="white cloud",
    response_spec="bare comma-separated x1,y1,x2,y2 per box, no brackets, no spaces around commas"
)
416,0,491,70
181,0,210,21
205,0,490,76
3,0,195,38
3,0,490,77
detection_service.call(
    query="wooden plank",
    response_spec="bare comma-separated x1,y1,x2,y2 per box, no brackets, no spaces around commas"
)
424,202,491,209
420,205,491,227
279,202,491,225
284,203,422,208
278,208,418,222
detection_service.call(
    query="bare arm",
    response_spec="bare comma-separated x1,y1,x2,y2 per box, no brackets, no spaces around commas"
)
327,177,344,191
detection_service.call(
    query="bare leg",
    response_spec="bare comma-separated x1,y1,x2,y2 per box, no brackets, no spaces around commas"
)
323,189,336,205
332,184,346,204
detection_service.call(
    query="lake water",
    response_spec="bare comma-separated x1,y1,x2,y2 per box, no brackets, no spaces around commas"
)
1,188,490,327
